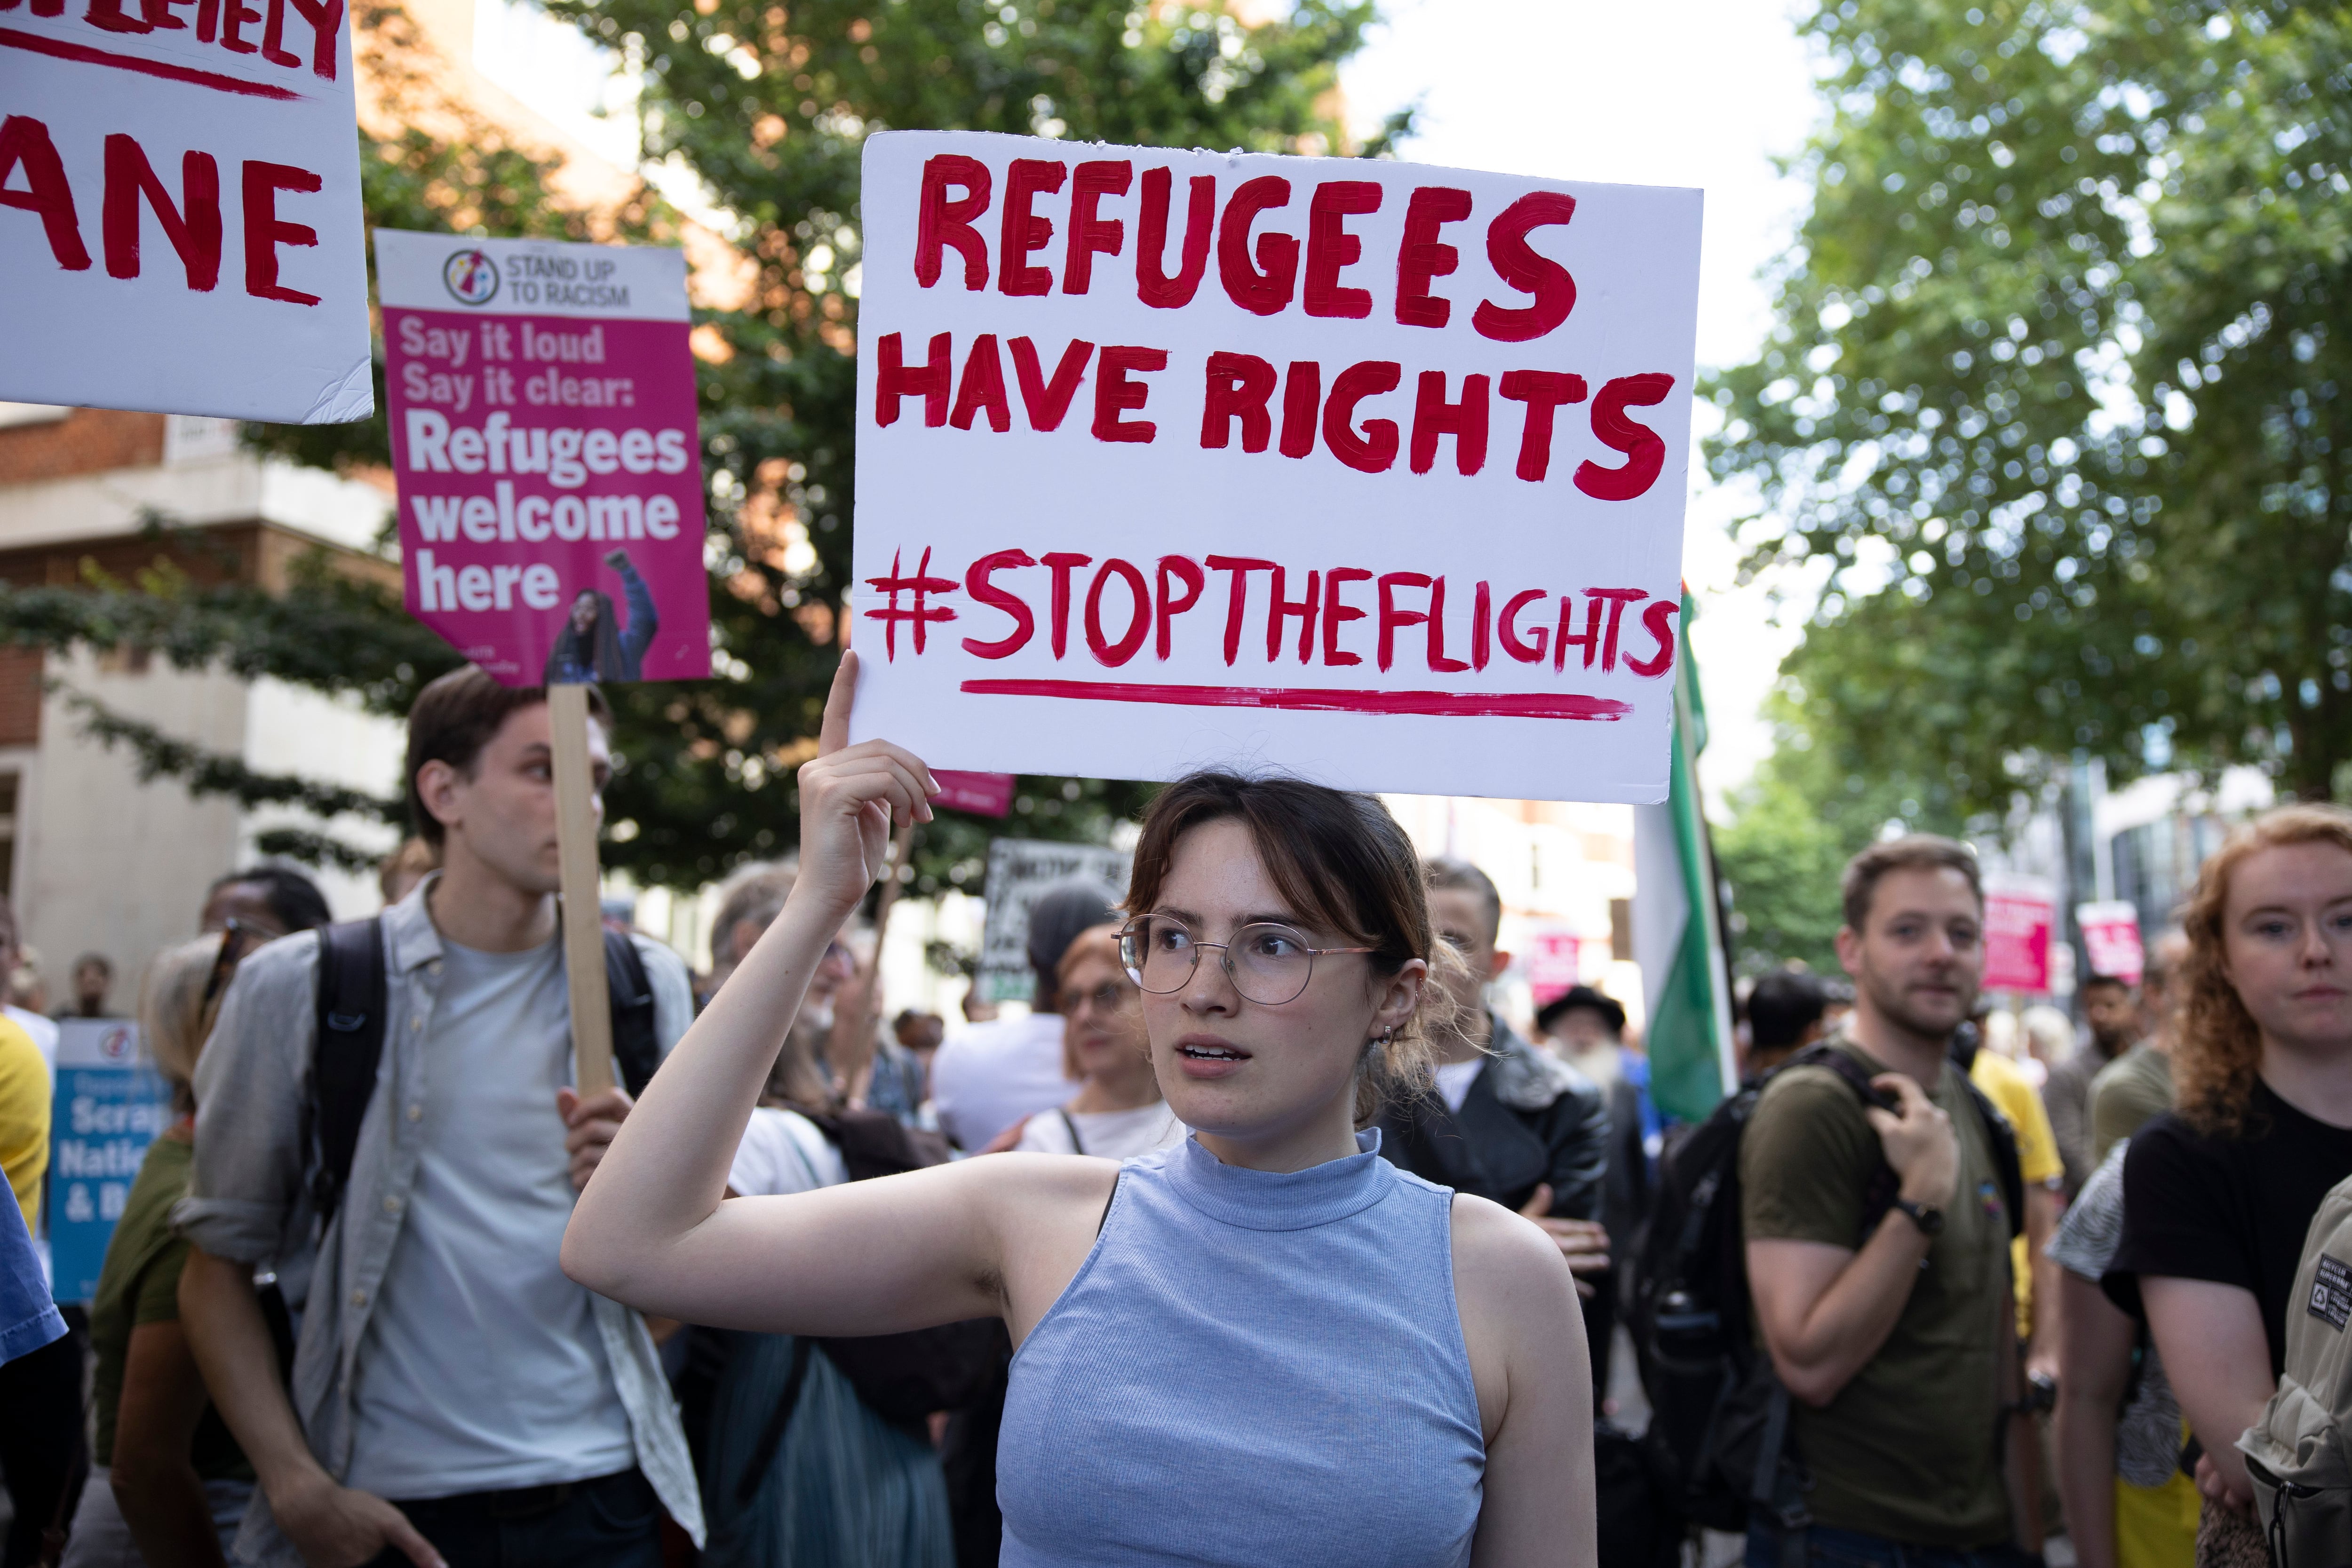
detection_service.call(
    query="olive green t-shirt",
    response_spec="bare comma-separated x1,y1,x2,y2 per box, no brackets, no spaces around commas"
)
1739,1042,2012,1547
2089,1042,2173,1166
89,1132,252,1479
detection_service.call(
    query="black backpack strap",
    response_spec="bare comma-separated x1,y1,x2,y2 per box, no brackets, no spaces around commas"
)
1788,1040,2028,1242
602,928,661,1097
1788,1044,1903,1232
309,918,389,1233
1962,1077,2029,1242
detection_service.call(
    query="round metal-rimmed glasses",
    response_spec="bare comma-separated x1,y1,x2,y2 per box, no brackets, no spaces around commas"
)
1118,915,1375,1006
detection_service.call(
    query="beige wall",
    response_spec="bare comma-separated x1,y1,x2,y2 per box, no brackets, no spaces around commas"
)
20,650,249,1011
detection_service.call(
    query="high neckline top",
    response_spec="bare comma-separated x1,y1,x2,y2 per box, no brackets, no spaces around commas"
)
999,1125,1481,1568
1161,1129,1395,1233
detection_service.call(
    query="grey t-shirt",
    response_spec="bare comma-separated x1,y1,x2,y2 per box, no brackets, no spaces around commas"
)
343,937,635,1497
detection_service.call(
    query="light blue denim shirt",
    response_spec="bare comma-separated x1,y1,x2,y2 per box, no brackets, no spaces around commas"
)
177,876,704,1564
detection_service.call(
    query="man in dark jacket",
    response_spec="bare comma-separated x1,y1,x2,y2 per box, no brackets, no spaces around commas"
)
1376,859,1614,1386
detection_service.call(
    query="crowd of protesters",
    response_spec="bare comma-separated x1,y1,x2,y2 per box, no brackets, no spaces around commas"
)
0,653,2349,1568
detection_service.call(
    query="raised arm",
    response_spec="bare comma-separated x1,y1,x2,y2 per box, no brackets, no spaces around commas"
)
562,655,1106,1338
609,550,660,669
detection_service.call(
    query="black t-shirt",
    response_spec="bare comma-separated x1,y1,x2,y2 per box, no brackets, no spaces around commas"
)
2106,1079,2352,1375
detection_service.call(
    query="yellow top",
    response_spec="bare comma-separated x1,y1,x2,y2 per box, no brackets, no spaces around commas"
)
0,1017,49,1237
1971,1047,2062,1337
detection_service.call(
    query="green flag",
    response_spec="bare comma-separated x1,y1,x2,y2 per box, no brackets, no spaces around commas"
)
1634,594,1737,1123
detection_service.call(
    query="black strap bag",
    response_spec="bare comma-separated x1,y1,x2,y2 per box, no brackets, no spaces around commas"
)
1629,1042,2026,1534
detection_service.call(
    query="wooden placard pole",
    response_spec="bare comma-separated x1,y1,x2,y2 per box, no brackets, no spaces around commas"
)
832,816,917,1110
549,683,614,1096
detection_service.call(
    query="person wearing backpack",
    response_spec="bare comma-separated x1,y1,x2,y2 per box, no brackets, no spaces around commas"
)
1737,836,2038,1568
174,669,704,1568
2237,1170,2352,1568
2105,804,2352,1560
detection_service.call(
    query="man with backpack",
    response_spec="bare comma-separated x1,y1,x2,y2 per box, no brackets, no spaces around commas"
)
1736,836,2035,1568
176,669,703,1568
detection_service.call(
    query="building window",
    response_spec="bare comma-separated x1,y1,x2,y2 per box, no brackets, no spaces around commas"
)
0,649,39,746
0,772,21,903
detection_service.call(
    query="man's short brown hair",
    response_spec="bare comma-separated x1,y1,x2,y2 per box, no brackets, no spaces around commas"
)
1840,835,1983,931
405,668,611,845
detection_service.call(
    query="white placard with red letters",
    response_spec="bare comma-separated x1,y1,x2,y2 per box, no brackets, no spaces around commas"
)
848,130,1702,803
0,0,370,421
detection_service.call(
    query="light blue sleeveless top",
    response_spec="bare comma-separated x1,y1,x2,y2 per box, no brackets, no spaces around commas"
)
996,1130,1486,1568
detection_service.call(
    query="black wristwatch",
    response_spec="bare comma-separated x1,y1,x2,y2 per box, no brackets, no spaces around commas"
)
1890,1196,1944,1235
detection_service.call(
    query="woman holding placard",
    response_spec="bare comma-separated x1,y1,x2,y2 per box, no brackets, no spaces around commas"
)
564,652,1595,1567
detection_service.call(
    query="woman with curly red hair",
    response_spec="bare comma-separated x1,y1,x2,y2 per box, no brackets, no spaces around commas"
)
2107,802,2352,1524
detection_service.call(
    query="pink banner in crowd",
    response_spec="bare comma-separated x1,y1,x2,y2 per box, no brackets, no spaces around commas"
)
2076,900,2145,986
1525,930,1583,1007
930,770,1016,818
375,231,711,687
1981,879,2055,994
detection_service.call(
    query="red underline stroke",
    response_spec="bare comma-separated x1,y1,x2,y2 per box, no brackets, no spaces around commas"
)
959,679,1631,721
0,26,304,99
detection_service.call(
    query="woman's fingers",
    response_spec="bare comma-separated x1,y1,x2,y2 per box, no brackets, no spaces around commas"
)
810,754,936,833
805,748,937,825
817,650,859,757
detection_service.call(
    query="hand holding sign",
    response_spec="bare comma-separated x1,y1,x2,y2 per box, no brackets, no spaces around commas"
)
795,652,938,928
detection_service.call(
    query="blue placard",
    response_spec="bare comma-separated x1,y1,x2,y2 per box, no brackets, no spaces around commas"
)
48,1019,173,1305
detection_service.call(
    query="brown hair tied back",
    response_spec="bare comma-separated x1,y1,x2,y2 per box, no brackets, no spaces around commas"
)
1124,770,1446,1126
2175,802,2352,1137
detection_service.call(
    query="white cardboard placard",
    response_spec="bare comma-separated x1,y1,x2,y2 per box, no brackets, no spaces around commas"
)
849,130,1701,803
0,0,370,422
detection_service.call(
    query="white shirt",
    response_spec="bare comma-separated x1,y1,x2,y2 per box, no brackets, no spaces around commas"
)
930,1011,1075,1151
7,1006,57,1073
1012,1102,1188,1159
730,1106,848,1196
1432,1059,1484,1113
344,937,635,1498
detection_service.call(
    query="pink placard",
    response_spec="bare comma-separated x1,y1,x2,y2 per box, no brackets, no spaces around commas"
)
1982,883,2055,994
2077,901,2145,986
1525,930,1583,1007
930,770,1015,818
376,231,711,687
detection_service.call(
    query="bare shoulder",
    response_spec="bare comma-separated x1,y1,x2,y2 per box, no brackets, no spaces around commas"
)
1449,1193,1591,1459
1449,1193,1580,1309
963,1148,1125,1211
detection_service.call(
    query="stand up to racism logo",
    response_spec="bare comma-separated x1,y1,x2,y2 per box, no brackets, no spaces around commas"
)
444,249,501,307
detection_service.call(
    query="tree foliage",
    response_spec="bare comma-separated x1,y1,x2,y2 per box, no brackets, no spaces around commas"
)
18,0,1387,887
521,0,1380,889
1710,0,2352,811
1714,690,1968,976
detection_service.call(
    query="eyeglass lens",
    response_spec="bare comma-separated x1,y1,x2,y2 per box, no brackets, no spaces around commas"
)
1076,980,1133,1014
1120,917,1317,1005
